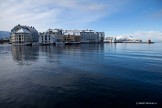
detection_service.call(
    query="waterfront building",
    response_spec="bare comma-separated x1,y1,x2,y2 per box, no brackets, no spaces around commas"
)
39,29,63,45
96,32,105,43
47,29,63,41
39,32,56,45
80,30,105,43
63,30,81,44
10,24,39,45
39,29,105,45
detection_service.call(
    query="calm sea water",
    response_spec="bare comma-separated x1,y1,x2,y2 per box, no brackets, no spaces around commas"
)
0,43,162,108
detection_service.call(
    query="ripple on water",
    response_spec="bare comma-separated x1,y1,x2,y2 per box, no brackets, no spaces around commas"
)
0,44,162,108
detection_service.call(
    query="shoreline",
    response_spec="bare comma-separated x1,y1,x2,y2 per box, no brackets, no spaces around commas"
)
0,42,155,45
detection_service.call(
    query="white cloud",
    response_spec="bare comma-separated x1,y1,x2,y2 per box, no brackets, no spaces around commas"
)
0,0,106,31
0,0,129,32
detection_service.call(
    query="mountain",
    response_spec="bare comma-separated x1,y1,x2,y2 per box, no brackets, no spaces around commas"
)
0,31,10,39
115,36,142,42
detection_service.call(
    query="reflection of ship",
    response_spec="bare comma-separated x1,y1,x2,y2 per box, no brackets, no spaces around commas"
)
11,46,39,64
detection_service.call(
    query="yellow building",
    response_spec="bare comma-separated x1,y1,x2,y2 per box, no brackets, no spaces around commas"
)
63,30,81,44
64,34,80,43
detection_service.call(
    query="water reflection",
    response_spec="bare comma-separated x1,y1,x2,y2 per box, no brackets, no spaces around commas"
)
40,45,67,54
39,44,105,57
11,46,39,65
80,44,104,51
39,45,63,64
1,43,162,108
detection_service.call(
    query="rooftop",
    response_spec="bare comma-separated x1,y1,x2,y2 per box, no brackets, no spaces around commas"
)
16,28,31,34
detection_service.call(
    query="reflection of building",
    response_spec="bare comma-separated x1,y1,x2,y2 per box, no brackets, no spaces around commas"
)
11,46,39,64
10,24,39,45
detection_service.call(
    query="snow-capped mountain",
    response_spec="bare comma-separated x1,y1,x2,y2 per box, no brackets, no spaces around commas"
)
115,36,142,42
0,31,10,39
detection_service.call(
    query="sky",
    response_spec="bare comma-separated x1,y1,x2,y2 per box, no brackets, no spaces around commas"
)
0,0,162,42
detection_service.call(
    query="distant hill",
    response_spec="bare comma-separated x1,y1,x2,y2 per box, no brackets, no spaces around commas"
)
0,31,10,39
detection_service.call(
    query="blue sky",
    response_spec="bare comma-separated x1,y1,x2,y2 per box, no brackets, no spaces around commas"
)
0,0,162,41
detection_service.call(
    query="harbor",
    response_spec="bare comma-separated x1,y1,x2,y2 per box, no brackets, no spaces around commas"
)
1,24,155,46
9,25,105,46
0,0,162,107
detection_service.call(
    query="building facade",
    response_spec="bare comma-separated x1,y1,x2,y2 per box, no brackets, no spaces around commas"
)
97,32,105,43
10,24,39,45
63,30,81,44
80,30,105,43
39,29,105,45
39,29,63,45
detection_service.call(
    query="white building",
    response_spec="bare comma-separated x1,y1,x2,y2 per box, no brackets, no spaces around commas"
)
80,30,105,43
39,29,63,45
39,32,56,45
10,24,39,45
39,29,105,44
